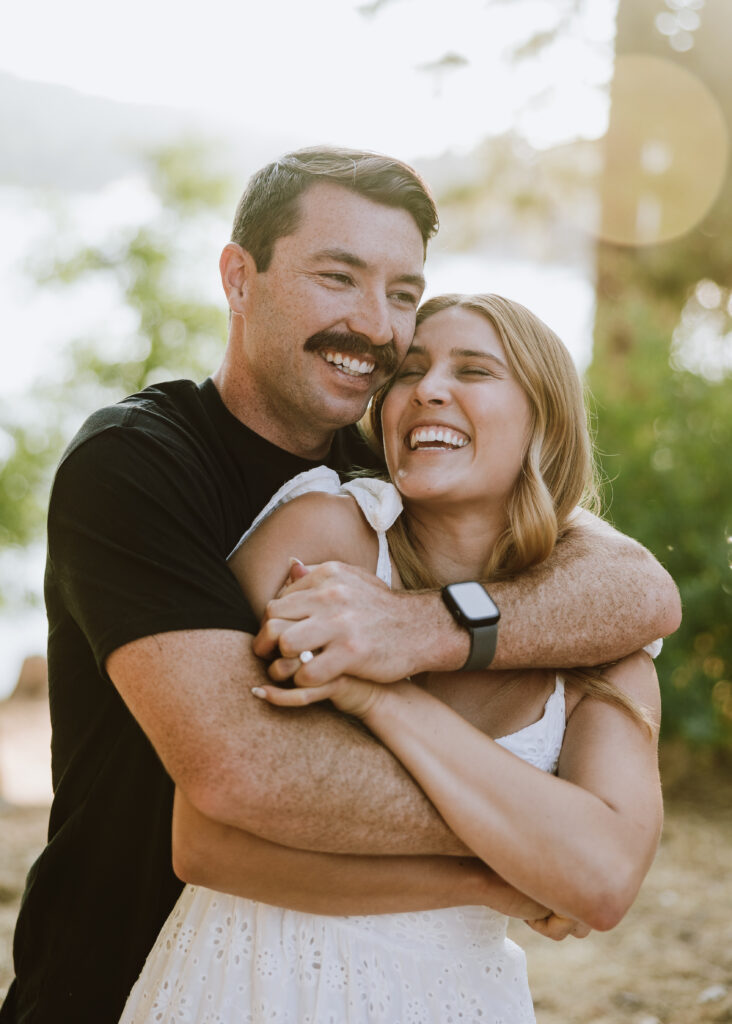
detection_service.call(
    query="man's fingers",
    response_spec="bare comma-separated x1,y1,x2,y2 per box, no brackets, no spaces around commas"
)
524,914,590,941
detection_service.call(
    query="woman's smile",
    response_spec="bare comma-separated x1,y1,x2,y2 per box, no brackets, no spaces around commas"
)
382,305,531,511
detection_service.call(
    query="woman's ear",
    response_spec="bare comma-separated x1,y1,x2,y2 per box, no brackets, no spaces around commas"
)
219,243,258,315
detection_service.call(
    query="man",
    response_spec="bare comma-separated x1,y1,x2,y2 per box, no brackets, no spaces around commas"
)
1,147,680,1023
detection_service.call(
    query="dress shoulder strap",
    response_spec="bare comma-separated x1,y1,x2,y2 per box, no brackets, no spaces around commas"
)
228,466,342,559
340,478,403,586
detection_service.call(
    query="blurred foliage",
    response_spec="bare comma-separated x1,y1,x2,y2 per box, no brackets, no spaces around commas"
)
0,421,65,551
589,254,732,748
589,0,732,750
0,141,232,591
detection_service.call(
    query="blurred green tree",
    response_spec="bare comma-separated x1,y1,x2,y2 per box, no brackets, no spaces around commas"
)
0,142,233,583
589,0,732,747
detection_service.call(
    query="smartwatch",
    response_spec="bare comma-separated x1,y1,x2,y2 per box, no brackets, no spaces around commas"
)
441,582,500,671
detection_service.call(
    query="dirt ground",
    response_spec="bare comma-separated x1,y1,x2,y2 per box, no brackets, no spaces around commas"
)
1,745,731,1023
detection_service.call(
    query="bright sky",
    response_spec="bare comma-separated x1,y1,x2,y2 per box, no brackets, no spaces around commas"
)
3,0,616,155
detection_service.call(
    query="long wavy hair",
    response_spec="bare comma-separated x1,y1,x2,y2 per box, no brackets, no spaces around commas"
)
364,293,649,728
368,292,600,587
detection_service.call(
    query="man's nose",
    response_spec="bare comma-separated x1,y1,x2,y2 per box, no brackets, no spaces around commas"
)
346,292,393,347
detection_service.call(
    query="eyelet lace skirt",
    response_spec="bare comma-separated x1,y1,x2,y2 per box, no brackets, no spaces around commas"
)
120,885,535,1023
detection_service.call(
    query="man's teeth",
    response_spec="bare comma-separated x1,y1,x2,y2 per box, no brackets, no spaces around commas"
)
409,427,469,450
323,352,375,376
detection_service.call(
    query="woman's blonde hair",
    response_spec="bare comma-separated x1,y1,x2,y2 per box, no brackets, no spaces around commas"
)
365,293,650,728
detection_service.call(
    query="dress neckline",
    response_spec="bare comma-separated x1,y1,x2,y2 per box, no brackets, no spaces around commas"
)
494,676,564,743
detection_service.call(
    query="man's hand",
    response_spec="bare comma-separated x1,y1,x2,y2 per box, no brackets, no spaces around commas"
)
252,561,467,686
524,913,592,941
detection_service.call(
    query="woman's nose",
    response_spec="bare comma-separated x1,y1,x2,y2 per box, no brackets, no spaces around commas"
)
412,370,450,405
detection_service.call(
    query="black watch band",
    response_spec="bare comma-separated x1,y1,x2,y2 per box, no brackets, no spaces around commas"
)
441,582,500,671
464,617,499,671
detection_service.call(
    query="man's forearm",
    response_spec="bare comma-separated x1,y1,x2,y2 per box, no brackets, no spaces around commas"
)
196,683,472,856
109,631,468,860
258,517,680,688
173,791,547,919
488,515,680,669
397,518,681,676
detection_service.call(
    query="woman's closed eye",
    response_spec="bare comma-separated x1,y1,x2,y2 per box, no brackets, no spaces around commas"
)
394,365,425,381
459,365,498,379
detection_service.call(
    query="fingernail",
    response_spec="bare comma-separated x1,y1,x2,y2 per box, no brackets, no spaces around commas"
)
251,687,267,698
289,557,305,567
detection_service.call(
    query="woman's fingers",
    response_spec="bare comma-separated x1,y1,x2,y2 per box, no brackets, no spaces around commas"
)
252,676,382,719
251,683,337,707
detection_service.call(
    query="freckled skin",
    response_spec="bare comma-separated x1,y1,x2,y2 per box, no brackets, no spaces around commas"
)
215,182,426,459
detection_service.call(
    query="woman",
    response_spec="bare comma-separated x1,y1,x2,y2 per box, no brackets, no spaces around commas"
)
120,294,663,1023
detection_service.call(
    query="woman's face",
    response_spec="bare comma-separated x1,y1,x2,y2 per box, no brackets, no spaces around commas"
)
381,306,532,512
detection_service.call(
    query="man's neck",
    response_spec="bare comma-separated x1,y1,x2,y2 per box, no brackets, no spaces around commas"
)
211,367,335,461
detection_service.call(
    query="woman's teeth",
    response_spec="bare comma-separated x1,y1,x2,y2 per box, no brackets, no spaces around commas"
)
323,352,375,376
408,427,469,450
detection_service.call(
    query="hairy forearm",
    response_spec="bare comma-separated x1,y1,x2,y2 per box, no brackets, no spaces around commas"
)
488,516,680,669
109,631,468,859
189,660,470,856
400,518,681,678
173,790,547,919
262,517,680,688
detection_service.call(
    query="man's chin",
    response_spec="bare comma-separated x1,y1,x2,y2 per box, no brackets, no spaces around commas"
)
317,391,374,430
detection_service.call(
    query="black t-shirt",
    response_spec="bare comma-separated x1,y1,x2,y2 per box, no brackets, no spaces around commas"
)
1,378,381,1024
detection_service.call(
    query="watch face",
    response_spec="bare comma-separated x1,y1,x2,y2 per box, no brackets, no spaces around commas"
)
447,582,500,626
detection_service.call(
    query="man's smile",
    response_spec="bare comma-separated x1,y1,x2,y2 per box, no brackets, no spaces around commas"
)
321,350,376,377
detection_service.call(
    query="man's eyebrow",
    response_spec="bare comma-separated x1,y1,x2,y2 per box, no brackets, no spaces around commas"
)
311,248,425,290
312,248,368,269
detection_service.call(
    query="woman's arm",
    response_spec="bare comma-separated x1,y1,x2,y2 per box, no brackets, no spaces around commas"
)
367,651,663,931
257,650,663,932
171,788,550,919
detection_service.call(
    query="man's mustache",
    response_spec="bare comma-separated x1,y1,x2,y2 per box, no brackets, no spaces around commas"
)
304,330,399,377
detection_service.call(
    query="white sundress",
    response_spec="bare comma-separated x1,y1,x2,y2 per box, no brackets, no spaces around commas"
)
118,467,571,1024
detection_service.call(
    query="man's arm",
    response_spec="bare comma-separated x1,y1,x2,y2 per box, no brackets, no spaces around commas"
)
51,430,465,859
255,511,681,686
107,630,468,855
171,789,549,920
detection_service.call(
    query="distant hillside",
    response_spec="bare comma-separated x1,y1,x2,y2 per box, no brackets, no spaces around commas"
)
0,72,291,192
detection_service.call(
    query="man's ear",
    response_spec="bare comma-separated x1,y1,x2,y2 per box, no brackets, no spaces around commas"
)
220,243,258,315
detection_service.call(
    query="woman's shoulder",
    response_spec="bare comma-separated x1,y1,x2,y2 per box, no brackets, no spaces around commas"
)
240,488,380,574
275,488,374,533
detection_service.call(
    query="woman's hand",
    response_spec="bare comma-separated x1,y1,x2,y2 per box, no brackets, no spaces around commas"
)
251,674,384,720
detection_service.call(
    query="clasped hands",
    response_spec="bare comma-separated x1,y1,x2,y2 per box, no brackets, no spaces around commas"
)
251,558,591,943
251,558,415,717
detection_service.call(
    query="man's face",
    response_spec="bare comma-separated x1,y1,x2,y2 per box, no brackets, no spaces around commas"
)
239,182,426,448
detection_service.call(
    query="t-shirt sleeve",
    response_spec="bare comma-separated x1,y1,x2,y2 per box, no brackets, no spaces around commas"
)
47,425,259,672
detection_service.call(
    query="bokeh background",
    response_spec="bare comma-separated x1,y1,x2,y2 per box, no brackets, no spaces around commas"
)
1,1,731,1021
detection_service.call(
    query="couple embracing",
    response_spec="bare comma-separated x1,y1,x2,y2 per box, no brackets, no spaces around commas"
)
2,147,679,1024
